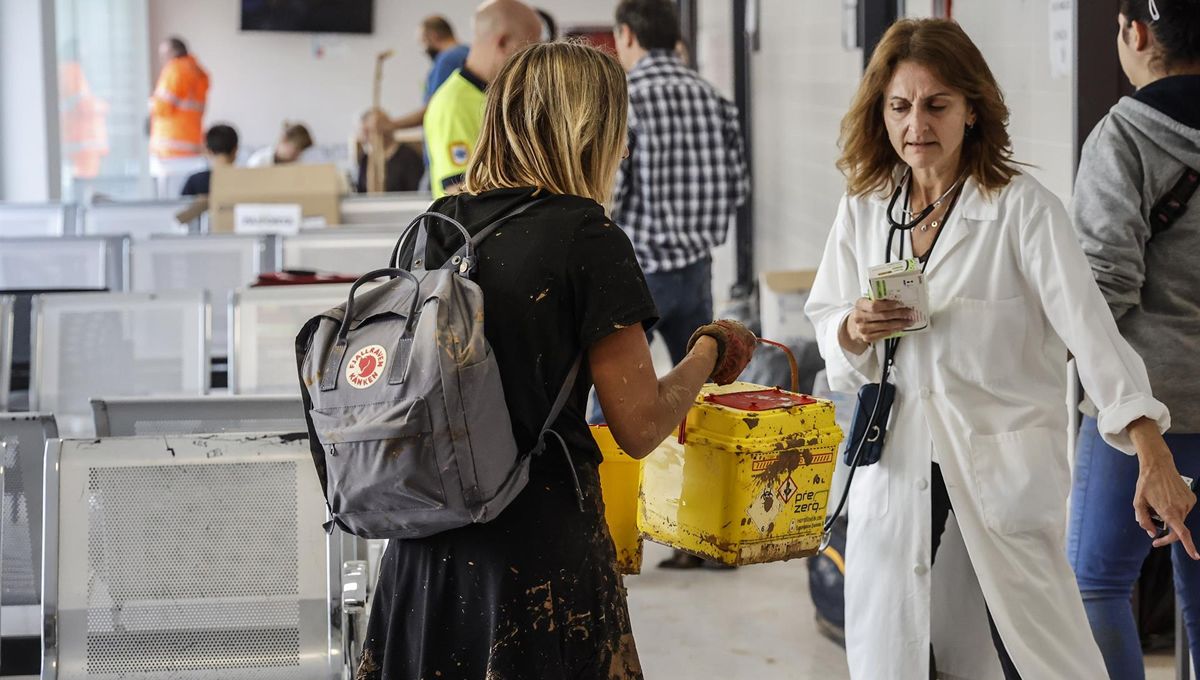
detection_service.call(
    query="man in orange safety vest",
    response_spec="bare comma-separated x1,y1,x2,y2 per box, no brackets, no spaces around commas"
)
148,36,209,197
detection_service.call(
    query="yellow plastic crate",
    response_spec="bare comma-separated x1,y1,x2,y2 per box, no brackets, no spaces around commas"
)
592,425,643,574
637,382,843,566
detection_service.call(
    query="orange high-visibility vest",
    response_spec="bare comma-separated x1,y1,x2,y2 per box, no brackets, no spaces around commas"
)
59,61,110,178
149,55,209,158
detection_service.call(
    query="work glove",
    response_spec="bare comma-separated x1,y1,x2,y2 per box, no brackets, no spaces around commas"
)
687,319,757,385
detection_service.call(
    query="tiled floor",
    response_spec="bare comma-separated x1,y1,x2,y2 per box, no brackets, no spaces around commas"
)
626,541,1185,679
626,541,850,679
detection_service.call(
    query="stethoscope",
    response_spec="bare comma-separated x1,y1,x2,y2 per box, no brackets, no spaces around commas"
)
884,168,965,262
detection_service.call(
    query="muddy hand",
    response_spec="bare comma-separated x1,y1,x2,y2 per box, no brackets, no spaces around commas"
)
687,319,757,385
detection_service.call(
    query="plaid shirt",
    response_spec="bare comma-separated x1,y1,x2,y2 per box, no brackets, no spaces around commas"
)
613,51,749,274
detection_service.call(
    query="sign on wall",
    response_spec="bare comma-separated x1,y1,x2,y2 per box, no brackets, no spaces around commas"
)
1049,0,1074,79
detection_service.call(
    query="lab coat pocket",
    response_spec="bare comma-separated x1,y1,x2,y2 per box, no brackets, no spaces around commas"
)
967,427,1069,535
941,296,1027,386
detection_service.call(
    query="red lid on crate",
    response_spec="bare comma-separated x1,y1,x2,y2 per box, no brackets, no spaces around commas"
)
703,387,816,412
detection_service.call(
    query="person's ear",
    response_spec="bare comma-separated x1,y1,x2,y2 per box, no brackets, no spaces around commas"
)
1132,19,1152,52
616,24,633,49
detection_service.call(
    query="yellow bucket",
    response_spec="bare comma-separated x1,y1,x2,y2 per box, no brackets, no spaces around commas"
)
591,425,644,574
637,381,843,566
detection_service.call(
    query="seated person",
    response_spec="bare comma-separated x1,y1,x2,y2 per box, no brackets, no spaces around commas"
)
181,123,237,196
246,122,313,167
354,109,423,193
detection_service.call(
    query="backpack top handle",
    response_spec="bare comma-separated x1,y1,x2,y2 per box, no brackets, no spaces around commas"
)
319,267,422,392
390,212,474,273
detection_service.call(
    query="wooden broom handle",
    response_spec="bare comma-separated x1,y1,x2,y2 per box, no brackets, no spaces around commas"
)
367,50,394,193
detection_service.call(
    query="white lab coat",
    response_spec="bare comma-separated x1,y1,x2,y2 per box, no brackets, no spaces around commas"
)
805,173,1170,679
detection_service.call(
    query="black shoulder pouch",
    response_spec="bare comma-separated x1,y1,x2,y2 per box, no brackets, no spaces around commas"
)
846,381,896,466
844,339,898,467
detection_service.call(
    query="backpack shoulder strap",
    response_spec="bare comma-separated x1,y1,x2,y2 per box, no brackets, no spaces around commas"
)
538,353,583,440
1150,166,1200,238
531,353,587,511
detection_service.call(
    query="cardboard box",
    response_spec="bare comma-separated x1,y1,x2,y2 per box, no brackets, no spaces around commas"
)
209,163,343,232
758,270,818,342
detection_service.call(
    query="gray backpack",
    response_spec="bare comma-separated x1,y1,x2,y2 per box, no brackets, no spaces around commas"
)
295,199,583,539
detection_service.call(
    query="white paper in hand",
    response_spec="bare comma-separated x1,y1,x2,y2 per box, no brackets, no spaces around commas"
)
867,258,930,336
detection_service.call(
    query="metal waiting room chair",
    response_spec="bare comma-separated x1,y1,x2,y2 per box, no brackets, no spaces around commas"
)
0,412,57,653
0,295,13,411
41,432,363,679
29,291,208,436
91,394,305,437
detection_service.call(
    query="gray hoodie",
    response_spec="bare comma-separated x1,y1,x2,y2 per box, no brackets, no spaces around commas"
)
1073,93,1200,433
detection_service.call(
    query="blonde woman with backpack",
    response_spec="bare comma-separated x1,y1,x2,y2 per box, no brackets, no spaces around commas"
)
353,41,755,680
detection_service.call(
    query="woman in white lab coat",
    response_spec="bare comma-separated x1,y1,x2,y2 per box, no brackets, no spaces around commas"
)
805,18,1198,679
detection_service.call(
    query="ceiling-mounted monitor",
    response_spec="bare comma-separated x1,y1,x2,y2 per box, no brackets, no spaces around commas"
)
241,0,374,35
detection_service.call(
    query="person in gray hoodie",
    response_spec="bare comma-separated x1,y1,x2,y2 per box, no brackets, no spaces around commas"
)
1067,1,1200,677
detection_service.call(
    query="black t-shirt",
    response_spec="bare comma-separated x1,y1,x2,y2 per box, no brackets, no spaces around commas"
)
412,187,659,467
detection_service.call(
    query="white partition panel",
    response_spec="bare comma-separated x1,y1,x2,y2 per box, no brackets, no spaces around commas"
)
230,284,354,395
131,235,268,357
30,291,208,436
0,236,128,291
81,200,191,240
339,192,431,226
0,203,72,237
279,230,396,276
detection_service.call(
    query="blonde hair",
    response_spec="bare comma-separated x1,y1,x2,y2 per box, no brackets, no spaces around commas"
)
837,19,1019,197
464,41,628,205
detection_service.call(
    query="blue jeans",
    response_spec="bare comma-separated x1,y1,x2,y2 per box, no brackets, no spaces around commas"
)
1067,416,1200,680
588,257,713,424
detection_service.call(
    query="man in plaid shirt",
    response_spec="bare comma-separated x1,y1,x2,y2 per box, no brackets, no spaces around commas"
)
613,0,749,366
608,0,750,569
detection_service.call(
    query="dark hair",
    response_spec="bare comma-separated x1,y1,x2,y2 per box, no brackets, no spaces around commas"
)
614,0,681,51
205,124,238,156
838,19,1019,197
421,15,454,41
537,8,558,40
165,36,188,57
1120,0,1200,68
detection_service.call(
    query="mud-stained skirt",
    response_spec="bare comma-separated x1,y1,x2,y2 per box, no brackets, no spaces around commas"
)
355,459,643,680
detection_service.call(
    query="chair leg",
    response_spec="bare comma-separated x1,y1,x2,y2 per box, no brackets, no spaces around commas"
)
342,559,369,679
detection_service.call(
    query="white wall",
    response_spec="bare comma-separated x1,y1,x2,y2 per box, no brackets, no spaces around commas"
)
750,1,864,273
748,0,1076,276
148,0,616,151
0,0,60,202
953,0,1075,201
